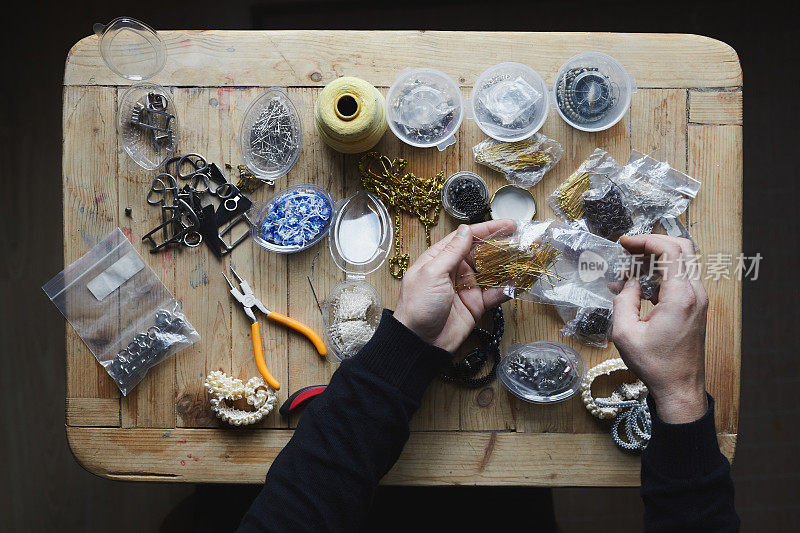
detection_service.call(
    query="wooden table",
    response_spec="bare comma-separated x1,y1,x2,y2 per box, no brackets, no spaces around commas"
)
63,31,742,485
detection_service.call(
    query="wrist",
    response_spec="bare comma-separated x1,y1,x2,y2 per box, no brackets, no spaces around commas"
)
650,385,708,424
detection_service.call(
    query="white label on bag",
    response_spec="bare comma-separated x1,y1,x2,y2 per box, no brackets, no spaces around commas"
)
87,251,145,301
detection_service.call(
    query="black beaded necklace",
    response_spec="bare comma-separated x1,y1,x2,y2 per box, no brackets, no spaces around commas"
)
440,306,504,387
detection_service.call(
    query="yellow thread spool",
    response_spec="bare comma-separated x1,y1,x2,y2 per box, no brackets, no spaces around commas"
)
314,77,387,154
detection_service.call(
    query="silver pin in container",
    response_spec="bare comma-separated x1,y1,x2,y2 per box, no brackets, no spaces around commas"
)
239,89,303,185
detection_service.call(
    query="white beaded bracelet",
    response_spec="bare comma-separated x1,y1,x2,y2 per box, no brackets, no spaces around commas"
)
204,370,278,426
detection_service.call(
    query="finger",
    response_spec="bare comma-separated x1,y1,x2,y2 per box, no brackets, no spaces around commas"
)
418,219,516,268
613,277,642,332
416,228,461,266
424,224,473,276
620,234,684,281
469,219,516,240
482,286,509,308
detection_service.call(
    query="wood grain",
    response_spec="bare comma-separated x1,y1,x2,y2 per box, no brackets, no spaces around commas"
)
62,86,120,400
687,125,743,434
62,31,742,485
65,31,742,89
66,426,737,485
66,398,120,426
690,91,743,125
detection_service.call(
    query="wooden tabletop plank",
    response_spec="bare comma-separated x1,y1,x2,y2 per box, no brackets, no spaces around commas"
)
62,86,121,401
65,426,736,485
65,31,742,89
689,91,743,125
687,125,743,434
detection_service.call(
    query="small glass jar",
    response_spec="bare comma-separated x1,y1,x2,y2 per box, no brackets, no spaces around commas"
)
441,171,489,222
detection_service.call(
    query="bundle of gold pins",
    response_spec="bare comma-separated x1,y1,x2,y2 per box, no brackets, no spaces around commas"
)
460,237,562,291
474,139,554,174
552,170,593,221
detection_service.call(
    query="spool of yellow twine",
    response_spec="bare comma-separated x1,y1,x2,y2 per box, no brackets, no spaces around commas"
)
314,77,388,154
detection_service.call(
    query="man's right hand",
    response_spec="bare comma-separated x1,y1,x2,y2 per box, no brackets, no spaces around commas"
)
612,234,709,424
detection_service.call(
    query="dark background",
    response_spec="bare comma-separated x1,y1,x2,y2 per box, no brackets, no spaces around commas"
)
3,0,798,530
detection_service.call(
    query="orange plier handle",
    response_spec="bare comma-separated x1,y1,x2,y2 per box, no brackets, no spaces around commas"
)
251,313,327,391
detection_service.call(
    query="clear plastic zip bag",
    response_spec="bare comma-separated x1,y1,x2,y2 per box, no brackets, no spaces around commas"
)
520,220,630,308
43,228,199,395
557,305,613,348
547,148,623,225
610,150,701,236
473,133,564,188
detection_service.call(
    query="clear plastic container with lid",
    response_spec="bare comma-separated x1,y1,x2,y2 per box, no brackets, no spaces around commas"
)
239,89,303,184
498,342,585,404
323,191,393,361
553,52,636,132
469,62,549,142
251,184,334,254
93,17,166,81
116,82,178,170
385,68,464,151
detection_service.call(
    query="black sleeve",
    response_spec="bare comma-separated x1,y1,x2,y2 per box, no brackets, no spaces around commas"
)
239,310,451,533
641,394,740,532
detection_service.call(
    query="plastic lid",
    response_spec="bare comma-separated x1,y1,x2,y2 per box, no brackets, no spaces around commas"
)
385,68,463,150
93,17,166,81
553,52,636,132
471,63,549,142
498,342,585,404
239,89,303,183
328,191,392,277
116,83,178,170
490,185,536,222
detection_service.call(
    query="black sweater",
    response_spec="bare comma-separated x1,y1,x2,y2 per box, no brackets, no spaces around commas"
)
240,310,739,532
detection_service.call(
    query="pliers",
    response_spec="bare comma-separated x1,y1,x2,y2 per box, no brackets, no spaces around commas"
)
223,266,327,390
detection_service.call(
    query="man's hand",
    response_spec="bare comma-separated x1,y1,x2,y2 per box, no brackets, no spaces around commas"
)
612,234,709,424
394,220,515,353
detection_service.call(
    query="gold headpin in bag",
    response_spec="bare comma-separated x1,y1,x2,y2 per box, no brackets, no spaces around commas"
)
473,139,554,173
358,152,445,279
463,238,562,291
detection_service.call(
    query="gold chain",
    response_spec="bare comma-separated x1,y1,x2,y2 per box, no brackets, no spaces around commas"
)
359,152,445,279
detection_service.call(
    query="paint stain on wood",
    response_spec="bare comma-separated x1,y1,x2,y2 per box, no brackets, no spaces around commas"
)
189,256,208,288
477,432,497,472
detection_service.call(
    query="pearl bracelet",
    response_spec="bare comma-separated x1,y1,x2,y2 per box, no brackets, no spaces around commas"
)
204,370,278,426
582,358,651,451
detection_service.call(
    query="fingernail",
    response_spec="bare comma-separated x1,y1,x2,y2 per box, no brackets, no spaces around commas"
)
455,224,469,238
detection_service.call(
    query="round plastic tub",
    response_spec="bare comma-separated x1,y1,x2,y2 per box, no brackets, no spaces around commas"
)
553,52,636,132
471,62,549,142
116,82,178,170
93,17,166,81
498,342,586,404
385,68,463,150
239,89,303,183
251,184,334,254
